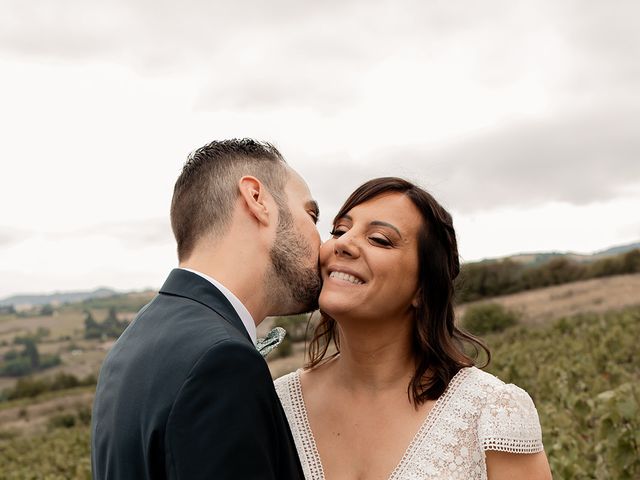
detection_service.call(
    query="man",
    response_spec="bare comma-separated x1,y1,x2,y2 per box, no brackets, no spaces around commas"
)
91,139,321,479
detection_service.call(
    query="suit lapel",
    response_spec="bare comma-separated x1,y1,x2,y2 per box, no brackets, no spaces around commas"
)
159,268,252,343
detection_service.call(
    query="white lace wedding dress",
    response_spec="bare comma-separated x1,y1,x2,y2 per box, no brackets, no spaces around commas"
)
274,366,544,480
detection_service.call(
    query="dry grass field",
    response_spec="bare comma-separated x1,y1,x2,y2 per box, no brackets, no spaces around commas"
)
456,272,640,325
1,273,639,391
1,273,638,439
0,389,93,436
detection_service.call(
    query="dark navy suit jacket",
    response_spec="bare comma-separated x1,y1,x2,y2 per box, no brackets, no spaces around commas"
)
91,268,304,479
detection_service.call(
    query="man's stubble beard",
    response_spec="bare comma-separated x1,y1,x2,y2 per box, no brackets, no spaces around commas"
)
267,205,322,315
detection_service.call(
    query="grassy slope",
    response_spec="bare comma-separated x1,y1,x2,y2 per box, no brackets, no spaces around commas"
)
1,276,639,478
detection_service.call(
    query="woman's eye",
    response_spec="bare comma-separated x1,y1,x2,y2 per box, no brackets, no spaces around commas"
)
371,236,392,247
330,228,346,237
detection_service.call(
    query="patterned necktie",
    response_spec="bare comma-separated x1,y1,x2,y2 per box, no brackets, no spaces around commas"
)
256,326,287,357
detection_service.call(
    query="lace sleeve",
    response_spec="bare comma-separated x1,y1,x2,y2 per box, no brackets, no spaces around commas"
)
478,383,544,454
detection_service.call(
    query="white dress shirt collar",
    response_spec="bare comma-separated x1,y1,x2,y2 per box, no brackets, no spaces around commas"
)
180,268,257,345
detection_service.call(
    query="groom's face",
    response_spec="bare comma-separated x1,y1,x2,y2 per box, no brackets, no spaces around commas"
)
267,170,322,314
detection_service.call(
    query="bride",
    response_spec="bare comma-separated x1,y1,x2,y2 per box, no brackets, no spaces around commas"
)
275,177,552,480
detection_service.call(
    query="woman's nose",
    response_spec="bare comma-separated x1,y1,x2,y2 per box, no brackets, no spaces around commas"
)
333,233,359,258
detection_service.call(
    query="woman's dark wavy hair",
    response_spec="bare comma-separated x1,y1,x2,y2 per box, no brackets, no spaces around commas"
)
305,177,490,406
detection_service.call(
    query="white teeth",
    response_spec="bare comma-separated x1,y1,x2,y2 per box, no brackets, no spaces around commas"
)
329,271,364,285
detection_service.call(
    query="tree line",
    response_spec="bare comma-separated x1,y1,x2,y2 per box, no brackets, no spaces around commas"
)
0,330,61,377
84,307,128,340
455,249,640,303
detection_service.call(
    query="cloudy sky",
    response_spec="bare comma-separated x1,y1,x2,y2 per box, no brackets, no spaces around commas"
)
1,0,639,299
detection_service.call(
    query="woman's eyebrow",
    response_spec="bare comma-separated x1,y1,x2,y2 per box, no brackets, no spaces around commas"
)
370,220,402,237
336,215,402,238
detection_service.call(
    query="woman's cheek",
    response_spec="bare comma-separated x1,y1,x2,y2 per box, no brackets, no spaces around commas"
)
319,239,334,266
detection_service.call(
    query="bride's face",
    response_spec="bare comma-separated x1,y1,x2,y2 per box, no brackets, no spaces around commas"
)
319,192,422,323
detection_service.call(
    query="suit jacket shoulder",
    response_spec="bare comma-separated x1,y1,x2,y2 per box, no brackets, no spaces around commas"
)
92,269,303,480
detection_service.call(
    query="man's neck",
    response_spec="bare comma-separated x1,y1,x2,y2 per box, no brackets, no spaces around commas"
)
179,267,258,344
180,258,268,324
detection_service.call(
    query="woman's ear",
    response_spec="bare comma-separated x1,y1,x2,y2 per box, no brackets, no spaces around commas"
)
238,176,271,226
411,290,421,308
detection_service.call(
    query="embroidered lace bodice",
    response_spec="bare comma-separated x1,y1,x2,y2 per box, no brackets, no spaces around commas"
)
274,366,543,480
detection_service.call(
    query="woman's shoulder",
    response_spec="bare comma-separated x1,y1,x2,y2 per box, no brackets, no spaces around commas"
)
273,369,300,399
459,367,543,454
461,366,533,402
462,365,506,389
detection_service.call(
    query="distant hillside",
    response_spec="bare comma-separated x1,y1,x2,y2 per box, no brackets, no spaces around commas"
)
595,241,640,257
485,240,640,267
0,288,117,307
2,240,638,307
456,244,640,303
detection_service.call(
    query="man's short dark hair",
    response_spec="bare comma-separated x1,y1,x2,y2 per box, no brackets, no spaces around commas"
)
170,138,289,261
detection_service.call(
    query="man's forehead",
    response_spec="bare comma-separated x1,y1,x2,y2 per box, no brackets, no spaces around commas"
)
286,168,312,197
285,168,319,213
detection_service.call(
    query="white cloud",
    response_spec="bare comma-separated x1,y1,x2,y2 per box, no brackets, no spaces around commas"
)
1,0,639,297
0,230,175,298
454,193,640,262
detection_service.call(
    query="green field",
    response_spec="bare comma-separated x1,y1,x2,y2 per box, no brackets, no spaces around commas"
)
1,306,638,478
485,308,640,479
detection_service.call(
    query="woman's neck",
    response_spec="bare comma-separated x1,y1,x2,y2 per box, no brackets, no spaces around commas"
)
329,318,415,394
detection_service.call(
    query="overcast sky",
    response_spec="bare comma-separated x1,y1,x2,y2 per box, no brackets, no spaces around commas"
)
1,0,639,299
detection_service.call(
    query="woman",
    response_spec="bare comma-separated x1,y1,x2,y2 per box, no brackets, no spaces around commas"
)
275,177,552,480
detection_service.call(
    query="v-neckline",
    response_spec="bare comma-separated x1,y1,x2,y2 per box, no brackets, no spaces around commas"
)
292,367,472,480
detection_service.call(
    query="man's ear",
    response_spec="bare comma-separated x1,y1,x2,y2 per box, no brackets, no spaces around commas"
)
238,176,272,226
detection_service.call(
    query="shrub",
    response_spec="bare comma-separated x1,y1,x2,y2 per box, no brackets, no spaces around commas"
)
39,354,62,369
76,405,92,426
6,377,48,400
35,327,51,339
48,413,76,430
2,372,97,401
50,372,80,390
3,349,19,361
0,357,33,377
0,424,91,476
0,429,19,441
80,373,97,386
593,382,640,477
1,337,49,376
456,260,524,303
84,308,128,339
622,249,640,272
589,257,625,278
462,303,519,335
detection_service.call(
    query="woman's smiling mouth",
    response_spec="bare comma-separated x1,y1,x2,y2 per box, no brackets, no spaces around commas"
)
328,270,365,285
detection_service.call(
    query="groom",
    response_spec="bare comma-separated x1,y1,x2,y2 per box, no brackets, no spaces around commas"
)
91,139,321,479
